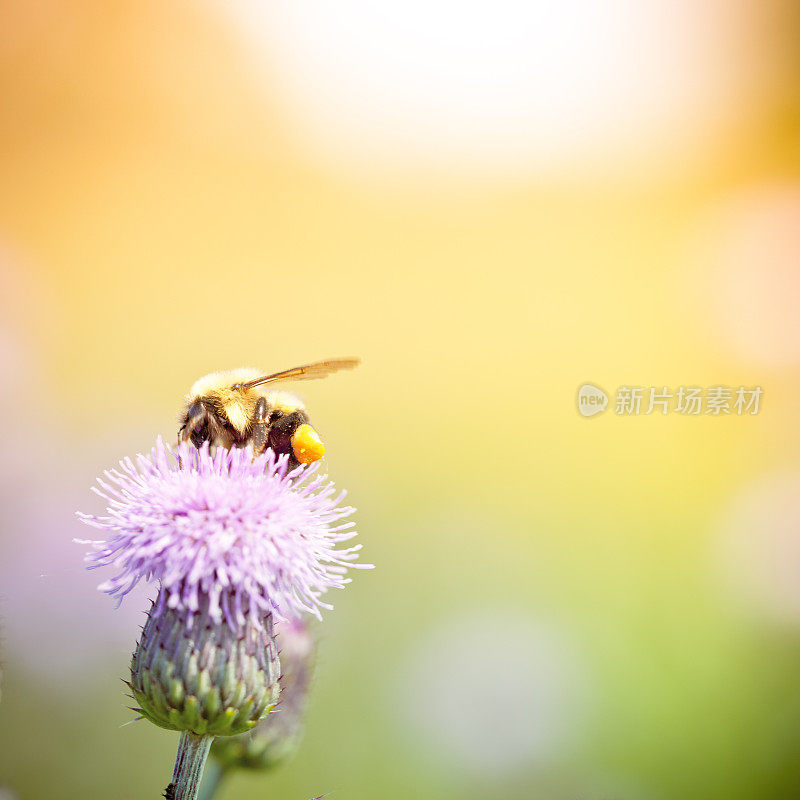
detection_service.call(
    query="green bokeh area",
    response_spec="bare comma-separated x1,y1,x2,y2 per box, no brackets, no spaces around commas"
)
4,480,800,800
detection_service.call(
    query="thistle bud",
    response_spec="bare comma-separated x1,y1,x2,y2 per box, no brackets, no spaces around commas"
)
210,617,315,768
131,590,281,736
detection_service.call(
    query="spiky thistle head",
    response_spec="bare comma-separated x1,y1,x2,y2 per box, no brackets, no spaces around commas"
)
78,438,368,626
77,438,370,736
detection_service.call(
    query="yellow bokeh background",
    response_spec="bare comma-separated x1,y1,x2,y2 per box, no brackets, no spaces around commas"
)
1,2,800,798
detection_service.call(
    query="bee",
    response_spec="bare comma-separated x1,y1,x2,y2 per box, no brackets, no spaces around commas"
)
178,358,359,468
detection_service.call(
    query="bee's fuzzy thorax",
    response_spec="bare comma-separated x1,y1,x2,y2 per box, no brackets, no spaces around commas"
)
183,369,307,438
188,368,263,401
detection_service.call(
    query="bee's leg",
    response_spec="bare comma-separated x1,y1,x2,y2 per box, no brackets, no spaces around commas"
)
251,397,270,456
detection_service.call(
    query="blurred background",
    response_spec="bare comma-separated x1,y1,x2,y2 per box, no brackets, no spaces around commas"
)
1,1,800,798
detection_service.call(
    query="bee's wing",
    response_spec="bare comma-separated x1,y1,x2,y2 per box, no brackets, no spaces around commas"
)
240,357,360,389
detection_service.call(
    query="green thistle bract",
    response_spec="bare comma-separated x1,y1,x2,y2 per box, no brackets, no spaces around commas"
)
131,592,280,736
211,617,315,767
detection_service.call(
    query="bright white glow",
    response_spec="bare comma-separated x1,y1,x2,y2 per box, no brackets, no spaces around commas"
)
394,612,586,775
218,0,755,177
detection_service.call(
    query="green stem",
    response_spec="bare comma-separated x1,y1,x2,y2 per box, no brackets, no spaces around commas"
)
168,732,214,800
197,758,227,800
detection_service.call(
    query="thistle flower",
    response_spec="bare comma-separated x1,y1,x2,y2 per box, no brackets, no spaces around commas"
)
77,439,369,799
78,439,364,626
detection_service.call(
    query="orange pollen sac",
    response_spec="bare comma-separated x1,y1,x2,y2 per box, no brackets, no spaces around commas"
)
291,424,326,464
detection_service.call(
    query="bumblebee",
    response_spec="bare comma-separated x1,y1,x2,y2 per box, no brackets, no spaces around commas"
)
178,358,359,468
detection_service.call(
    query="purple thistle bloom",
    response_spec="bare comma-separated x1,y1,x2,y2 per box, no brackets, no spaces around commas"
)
77,438,369,628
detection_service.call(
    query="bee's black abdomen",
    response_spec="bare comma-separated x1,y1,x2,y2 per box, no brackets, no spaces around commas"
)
268,410,308,466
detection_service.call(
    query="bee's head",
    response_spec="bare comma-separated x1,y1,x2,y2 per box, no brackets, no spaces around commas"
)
178,400,213,448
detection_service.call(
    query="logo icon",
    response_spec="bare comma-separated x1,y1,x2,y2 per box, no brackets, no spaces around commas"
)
577,384,608,417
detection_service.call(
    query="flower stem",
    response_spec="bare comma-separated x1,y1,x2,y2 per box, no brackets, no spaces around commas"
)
169,732,214,800
196,759,227,800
